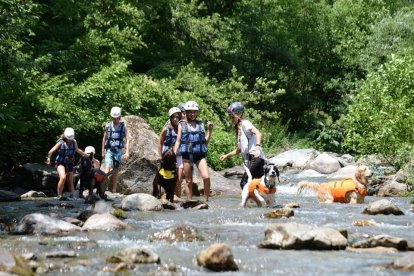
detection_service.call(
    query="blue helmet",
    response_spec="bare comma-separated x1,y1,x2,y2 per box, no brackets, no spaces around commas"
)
226,102,245,114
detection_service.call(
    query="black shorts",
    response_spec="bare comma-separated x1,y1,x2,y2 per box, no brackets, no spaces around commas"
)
181,153,206,164
240,157,265,189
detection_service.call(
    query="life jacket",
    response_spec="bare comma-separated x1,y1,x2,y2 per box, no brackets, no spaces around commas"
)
93,169,105,183
159,168,175,180
162,126,177,154
105,121,125,149
56,139,77,163
178,120,207,156
248,178,276,197
322,178,367,203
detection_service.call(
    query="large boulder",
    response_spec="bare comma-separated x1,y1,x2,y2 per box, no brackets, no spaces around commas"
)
82,213,129,231
0,190,21,202
196,243,238,272
308,153,341,174
21,163,59,194
363,199,404,215
12,213,81,235
268,149,319,170
121,193,163,211
377,180,408,197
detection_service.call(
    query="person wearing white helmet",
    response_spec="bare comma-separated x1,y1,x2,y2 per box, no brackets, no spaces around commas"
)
158,107,184,199
219,102,265,189
173,100,214,202
101,106,130,193
46,127,87,199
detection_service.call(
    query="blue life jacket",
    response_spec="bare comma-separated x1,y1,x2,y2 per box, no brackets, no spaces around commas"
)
162,126,177,154
105,121,125,149
56,139,77,163
178,120,207,155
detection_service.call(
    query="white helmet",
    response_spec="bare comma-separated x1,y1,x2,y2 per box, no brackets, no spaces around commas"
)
64,127,75,140
184,100,199,111
168,107,181,117
85,146,95,154
110,106,122,118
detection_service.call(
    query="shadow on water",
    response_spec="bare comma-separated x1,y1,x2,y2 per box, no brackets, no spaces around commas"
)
0,175,413,275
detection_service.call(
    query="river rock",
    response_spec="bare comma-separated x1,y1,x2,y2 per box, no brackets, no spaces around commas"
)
258,222,347,250
107,247,160,264
82,213,129,231
44,251,77,258
263,208,294,219
196,243,238,272
268,149,319,170
159,199,176,210
148,224,200,243
346,247,398,253
180,200,208,209
13,213,81,235
121,193,162,211
387,254,414,271
351,234,408,250
193,168,239,196
351,219,376,227
296,169,325,178
363,199,404,215
377,180,407,197
284,202,300,208
308,153,341,174
0,190,21,202
327,165,357,179
20,191,46,198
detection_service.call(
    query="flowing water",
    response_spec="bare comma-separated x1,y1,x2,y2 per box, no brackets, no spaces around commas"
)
1,171,413,275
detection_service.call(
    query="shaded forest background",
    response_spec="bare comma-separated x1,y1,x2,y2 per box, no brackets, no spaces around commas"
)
2,0,414,177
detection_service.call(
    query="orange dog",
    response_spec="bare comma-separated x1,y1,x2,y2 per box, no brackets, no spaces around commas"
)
297,165,373,204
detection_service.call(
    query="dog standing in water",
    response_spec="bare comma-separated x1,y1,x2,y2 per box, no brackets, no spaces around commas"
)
152,149,177,202
241,163,280,208
297,165,373,204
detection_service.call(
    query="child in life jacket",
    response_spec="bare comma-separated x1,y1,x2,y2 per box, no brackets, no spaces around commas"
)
158,107,184,199
219,102,265,189
46,127,87,199
173,100,214,202
101,106,130,193
84,146,107,199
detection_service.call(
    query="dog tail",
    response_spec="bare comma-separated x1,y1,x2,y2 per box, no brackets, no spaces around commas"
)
297,181,321,195
243,164,253,184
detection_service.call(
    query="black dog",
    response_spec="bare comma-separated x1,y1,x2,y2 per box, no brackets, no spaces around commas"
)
78,156,106,203
152,149,177,202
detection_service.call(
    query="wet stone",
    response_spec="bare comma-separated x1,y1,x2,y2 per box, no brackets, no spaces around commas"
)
196,243,238,272
149,224,201,243
263,208,294,219
352,219,376,227
44,251,77,258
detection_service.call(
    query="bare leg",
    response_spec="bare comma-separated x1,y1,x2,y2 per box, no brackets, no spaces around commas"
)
196,158,210,202
67,172,75,192
110,169,119,193
103,165,112,193
174,167,183,198
183,161,193,200
56,165,67,197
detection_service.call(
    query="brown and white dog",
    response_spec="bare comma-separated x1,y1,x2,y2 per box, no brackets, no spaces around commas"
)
241,163,280,208
297,165,373,204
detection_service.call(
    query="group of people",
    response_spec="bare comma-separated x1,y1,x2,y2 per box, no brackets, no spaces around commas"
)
46,106,129,199
47,100,265,202
158,101,266,202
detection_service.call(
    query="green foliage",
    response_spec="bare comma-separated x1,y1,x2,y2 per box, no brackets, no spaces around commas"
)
343,53,414,168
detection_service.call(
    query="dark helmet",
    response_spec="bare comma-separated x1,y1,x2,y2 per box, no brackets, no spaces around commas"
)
226,102,245,114
177,102,186,112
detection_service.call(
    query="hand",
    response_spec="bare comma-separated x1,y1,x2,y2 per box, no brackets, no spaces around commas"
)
219,154,227,161
254,147,260,159
207,121,213,131
122,153,130,160
46,158,51,165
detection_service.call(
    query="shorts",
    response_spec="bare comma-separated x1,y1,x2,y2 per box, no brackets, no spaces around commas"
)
55,160,74,173
182,153,206,164
240,157,265,189
176,155,183,169
104,148,122,169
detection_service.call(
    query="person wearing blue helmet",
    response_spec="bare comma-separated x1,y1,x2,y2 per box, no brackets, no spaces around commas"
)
219,102,265,189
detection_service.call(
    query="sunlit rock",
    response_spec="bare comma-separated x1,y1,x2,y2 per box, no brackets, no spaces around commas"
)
196,243,238,271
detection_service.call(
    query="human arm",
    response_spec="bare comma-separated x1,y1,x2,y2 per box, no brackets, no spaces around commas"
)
172,123,182,155
101,126,108,159
249,126,262,159
46,142,61,165
219,146,241,161
158,127,167,159
205,121,214,145
123,126,130,159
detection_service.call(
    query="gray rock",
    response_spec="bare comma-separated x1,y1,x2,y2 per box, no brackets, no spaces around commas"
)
106,247,160,264
387,254,414,271
268,149,319,170
263,208,294,219
13,213,81,234
121,193,162,211
363,199,404,215
0,190,21,202
308,153,341,174
82,213,129,231
377,181,407,197
258,222,347,250
352,234,408,250
197,243,238,271
327,165,357,179
149,224,200,243
20,191,47,198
